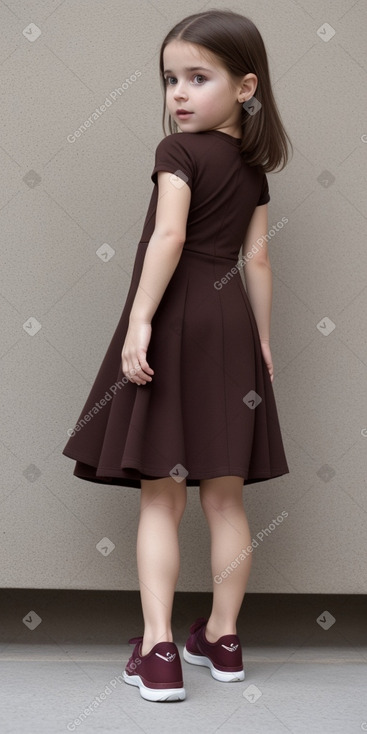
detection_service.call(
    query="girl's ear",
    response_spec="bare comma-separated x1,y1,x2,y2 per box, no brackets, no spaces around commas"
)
236,73,258,104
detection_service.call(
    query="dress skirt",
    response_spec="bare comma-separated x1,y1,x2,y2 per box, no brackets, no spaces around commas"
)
62,240,290,488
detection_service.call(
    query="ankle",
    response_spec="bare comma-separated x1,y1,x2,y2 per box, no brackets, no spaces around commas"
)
141,630,173,656
205,620,237,643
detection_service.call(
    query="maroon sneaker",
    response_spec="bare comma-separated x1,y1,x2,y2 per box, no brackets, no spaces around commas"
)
123,635,186,701
183,617,245,682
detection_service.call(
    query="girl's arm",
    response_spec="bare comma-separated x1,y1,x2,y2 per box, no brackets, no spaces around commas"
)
121,171,191,385
242,204,272,344
129,171,191,323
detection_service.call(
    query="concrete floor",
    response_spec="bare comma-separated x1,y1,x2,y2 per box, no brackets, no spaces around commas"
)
0,590,366,734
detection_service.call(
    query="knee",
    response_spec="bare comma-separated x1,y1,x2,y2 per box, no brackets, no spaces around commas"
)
200,479,244,517
168,489,187,519
140,479,187,519
200,492,228,517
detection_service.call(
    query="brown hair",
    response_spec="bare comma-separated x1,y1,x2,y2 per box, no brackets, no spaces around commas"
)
158,9,293,172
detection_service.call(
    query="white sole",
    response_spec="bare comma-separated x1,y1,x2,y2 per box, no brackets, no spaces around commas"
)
123,671,186,701
183,646,245,682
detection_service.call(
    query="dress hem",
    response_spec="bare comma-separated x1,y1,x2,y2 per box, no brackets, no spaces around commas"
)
63,450,289,485
101,462,289,480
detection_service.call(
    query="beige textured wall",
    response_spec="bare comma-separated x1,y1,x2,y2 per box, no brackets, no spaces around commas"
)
1,1,366,592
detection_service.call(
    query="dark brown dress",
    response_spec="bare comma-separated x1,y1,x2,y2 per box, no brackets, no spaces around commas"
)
62,130,289,487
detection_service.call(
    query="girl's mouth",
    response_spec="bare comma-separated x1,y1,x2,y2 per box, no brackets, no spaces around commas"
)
176,111,193,118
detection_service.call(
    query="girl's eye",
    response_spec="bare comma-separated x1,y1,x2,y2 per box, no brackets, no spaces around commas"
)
194,74,206,84
164,74,207,85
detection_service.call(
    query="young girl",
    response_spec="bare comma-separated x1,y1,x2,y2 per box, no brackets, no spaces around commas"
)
62,9,292,702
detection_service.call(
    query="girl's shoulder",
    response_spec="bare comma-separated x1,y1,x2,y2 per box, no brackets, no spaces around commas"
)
152,131,220,178
155,130,230,153
151,133,200,191
154,132,203,154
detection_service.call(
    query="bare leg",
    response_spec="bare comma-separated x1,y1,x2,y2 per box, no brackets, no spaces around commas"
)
138,476,187,656
199,476,252,642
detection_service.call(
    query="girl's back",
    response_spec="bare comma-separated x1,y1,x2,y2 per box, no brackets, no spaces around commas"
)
142,130,269,263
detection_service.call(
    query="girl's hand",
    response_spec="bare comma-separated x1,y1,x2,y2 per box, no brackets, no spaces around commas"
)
121,320,155,385
260,340,274,383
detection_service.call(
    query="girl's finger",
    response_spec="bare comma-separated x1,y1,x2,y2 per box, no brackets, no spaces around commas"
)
127,362,150,385
134,359,153,381
136,352,154,376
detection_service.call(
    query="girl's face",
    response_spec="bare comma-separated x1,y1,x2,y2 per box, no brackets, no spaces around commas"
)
163,40,256,137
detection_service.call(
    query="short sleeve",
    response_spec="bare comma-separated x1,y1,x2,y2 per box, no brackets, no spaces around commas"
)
257,172,270,206
151,135,196,191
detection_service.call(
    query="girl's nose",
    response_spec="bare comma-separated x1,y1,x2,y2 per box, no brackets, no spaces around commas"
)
173,83,188,100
